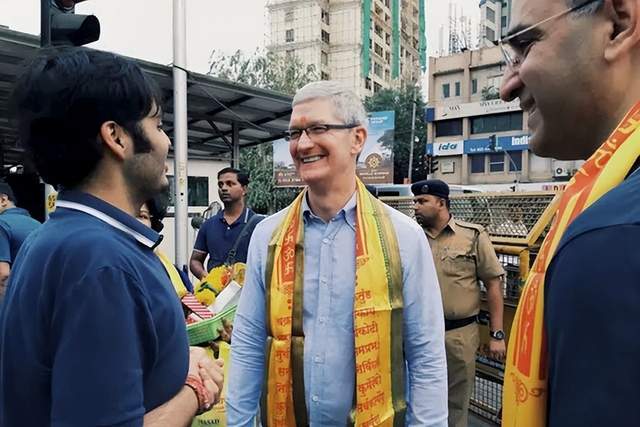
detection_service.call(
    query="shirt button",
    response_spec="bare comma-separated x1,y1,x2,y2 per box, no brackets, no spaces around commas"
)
314,355,321,363
319,317,326,324
312,395,319,402
322,238,329,244
320,278,327,285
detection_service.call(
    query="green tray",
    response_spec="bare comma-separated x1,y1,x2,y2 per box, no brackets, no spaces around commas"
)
186,305,237,345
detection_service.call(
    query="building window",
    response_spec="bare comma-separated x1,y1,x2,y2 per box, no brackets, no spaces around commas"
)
501,15,508,30
486,8,496,23
285,10,294,22
285,49,295,59
374,24,383,38
471,155,485,174
385,33,391,46
374,62,383,77
321,51,328,66
471,112,523,134
374,82,382,93
365,77,372,90
385,69,390,81
321,30,330,43
508,151,523,172
374,43,384,58
321,9,330,25
286,29,294,42
455,81,461,97
486,27,496,41
489,153,505,172
321,71,330,80
442,83,450,98
385,51,390,62
435,118,463,137
168,176,209,207
472,79,478,94
384,0,390,7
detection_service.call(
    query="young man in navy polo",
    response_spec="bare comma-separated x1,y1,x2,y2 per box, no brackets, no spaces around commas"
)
0,182,40,296
0,48,223,426
189,168,263,281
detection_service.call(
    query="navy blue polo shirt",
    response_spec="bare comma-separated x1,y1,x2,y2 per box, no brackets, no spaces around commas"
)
545,168,640,427
194,207,263,271
0,191,189,427
0,207,41,263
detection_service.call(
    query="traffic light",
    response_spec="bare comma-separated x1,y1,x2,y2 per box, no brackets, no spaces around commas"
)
426,155,439,174
41,0,100,47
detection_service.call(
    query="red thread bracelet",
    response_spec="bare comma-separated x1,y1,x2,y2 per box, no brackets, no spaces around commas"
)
185,374,213,415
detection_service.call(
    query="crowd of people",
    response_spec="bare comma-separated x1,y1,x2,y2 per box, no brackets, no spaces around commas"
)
1,0,640,425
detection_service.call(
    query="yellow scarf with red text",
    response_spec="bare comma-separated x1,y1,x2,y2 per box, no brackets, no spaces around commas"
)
502,102,640,426
263,178,406,427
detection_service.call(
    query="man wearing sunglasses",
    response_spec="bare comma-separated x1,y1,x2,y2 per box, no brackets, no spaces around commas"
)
227,81,447,426
500,0,640,426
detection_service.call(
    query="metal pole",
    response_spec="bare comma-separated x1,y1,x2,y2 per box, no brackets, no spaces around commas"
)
41,0,51,47
407,91,417,182
232,122,240,169
173,0,189,268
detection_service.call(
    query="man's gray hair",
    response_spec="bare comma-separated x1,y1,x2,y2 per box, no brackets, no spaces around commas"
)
567,0,603,16
292,81,368,127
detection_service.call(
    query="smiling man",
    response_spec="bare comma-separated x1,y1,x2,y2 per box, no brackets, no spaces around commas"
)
0,48,223,426
189,167,263,281
227,81,447,426
499,0,640,426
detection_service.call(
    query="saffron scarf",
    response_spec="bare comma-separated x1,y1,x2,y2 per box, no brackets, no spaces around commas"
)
502,102,640,426
263,178,406,427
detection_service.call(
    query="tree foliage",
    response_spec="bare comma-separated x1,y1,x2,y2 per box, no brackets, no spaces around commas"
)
207,50,317,213
364,86,428,184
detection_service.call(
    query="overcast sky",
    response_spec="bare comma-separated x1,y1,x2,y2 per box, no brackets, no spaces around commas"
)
0,0,480,76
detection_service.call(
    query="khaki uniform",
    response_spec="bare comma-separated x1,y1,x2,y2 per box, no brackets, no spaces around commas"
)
425,217,504,427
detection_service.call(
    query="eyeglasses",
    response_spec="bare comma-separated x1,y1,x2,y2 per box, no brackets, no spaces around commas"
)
283,123,359,142
499,0,600,69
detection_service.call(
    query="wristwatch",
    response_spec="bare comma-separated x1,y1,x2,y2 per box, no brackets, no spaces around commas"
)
490,330,505,340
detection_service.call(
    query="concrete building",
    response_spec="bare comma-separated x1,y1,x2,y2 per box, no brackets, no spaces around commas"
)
266,0,426,97
425,46,582,190
479,0,511,46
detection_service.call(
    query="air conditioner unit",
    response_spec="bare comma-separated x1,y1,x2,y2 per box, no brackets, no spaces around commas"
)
554,167,570,177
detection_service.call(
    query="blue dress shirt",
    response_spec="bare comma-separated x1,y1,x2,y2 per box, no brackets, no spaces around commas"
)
227,193,447,426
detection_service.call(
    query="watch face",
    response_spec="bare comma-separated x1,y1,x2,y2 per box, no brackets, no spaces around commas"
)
492,330,505,340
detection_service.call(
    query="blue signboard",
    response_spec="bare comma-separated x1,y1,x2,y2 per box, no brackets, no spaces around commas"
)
427,134,530,157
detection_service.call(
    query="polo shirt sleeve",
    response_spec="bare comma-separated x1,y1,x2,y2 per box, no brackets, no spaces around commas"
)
545,225,640,427
49,266,154,426
476,229,504,281
193,220,209,253
0,222,11,263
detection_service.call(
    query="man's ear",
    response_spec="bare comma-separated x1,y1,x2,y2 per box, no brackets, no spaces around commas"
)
99,121,128,161
604,0,640,62
351,125,367,156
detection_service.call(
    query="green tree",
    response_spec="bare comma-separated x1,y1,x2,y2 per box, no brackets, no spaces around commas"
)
364,86,428,183
207,50,318,213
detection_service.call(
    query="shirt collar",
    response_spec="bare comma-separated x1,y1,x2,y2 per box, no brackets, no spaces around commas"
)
217,207,252,225
1,207,30,217
425,215,457,239
55,190,162,249
302,191,357,231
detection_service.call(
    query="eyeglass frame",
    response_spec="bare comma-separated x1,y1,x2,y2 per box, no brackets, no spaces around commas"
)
499,0,601,69
283,123,360,142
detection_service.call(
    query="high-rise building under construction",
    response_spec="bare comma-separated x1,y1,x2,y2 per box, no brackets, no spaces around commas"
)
266,0,427,97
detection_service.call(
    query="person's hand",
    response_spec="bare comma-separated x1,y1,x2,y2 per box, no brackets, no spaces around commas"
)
489,339,506,362
188,346,224,405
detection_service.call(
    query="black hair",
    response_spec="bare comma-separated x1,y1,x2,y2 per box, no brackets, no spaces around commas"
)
217,167,250,186
567,0,604,15
11,47,163,189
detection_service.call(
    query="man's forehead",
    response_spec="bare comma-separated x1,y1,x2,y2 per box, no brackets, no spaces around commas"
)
290,98,339,125
218,172,239,182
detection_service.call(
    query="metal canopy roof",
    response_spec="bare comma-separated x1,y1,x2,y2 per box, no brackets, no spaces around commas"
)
0,27,292,167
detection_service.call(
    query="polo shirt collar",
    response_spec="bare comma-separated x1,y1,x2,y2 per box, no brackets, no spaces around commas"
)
216,207,251,225
55,190,162,249
302,191,357,231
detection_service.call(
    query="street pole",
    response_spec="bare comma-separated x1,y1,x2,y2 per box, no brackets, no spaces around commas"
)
173,0,189,268
407,90,417,183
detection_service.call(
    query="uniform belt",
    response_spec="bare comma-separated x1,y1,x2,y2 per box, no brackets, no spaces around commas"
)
444,315,477,331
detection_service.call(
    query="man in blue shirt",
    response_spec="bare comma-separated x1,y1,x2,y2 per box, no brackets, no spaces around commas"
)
189,167,262,280
227,81,447,426
0,182,40,296
1,48,223,426
499,0,640,425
